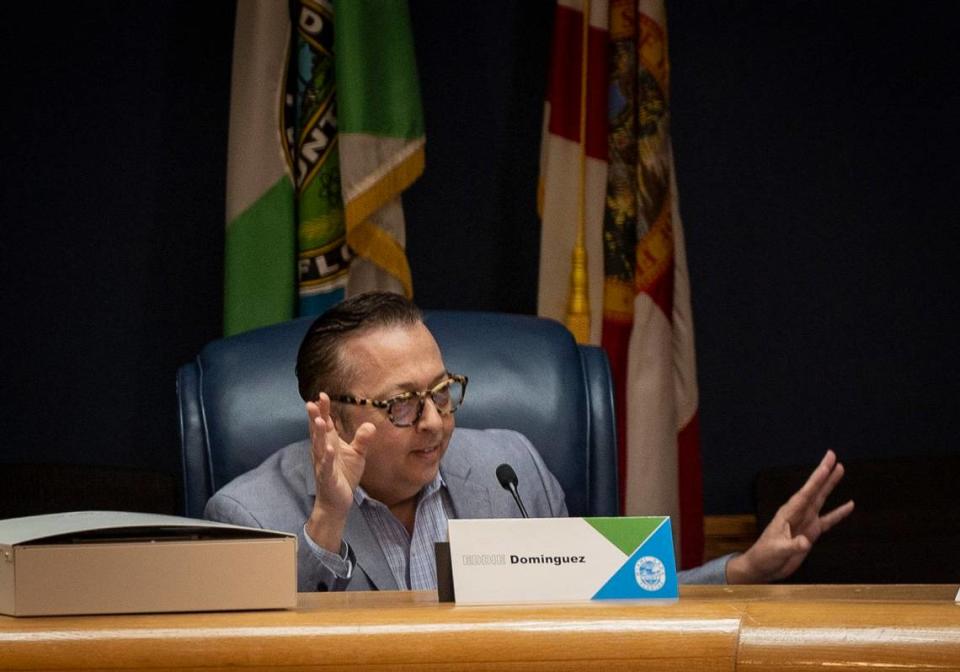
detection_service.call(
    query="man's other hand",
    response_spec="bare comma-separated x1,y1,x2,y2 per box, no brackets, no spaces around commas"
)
726,449,854,584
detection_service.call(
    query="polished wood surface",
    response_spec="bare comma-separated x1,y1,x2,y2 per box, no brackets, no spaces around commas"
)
1,586,957,671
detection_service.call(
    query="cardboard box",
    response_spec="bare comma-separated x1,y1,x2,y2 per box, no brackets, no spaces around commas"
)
0,511,297,616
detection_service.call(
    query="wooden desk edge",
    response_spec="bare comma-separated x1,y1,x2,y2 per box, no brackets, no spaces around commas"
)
1,585,957,671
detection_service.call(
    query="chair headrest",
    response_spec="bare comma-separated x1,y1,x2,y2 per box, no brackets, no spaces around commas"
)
186,311,595,516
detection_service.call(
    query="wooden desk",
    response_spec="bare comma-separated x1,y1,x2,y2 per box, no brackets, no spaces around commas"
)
1,585,958,671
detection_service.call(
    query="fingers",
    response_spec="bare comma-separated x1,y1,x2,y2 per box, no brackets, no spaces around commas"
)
310,417,336,489
307,394,338,439
306,395,339,475
791,533,812,554
819,499,855,532
800,450,837,500
307,392,333,441
811,459,845,513
307,393,332,424
781,450,841,520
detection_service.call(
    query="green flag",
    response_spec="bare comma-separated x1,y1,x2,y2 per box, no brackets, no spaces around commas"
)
335,0,424,296
224,0,297,335
224,0,424,336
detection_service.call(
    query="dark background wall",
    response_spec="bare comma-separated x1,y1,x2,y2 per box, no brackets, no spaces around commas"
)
2,2,958,520
668,2,960,512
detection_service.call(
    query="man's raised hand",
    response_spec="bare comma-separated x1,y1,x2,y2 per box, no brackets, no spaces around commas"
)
303,393,376,552
726,449,855,584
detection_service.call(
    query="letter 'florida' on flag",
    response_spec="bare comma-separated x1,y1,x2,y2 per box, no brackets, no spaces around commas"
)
224,0,423,336
537,0,704,568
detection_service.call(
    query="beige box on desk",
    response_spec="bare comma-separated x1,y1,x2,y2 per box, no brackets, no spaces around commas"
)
0,511,297,616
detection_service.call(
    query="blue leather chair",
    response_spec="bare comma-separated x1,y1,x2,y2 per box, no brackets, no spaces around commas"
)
177,311,618,519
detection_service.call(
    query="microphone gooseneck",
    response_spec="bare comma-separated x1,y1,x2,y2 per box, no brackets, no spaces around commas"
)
495,463,529,518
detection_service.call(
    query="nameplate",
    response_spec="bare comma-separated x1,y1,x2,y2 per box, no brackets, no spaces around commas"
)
447,516,678,604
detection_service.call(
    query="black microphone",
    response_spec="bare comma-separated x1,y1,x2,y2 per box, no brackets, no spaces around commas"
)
496,463,529,518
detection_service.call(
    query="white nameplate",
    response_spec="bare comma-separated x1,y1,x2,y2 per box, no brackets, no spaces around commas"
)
447,516,678,604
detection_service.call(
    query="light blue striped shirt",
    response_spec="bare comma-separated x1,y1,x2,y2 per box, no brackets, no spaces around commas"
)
303,473,452,590
355,473,452,590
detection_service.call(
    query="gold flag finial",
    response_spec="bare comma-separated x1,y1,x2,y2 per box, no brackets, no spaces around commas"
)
565,233,591,343
565,0,592,344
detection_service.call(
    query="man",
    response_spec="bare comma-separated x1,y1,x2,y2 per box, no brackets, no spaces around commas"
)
205,292,854,591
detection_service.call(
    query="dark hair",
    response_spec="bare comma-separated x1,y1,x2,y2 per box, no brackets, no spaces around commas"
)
295,291,423,402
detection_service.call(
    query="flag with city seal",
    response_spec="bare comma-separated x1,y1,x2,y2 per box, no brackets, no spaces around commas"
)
224,0,423,336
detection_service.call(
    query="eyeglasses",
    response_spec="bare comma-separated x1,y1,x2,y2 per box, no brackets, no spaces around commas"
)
331,374,468,428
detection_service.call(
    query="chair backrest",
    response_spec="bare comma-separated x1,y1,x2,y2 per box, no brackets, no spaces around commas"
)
177,311,618,518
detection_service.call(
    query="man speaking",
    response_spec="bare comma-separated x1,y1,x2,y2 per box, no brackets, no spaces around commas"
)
205,292,853,591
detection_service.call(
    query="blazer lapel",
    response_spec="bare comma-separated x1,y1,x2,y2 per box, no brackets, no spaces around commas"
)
442,443,495,519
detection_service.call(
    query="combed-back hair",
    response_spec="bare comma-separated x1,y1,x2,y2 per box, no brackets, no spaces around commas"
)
295,291,423,402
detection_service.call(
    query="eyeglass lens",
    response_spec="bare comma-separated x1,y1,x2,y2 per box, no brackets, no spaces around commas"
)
389,379,464,426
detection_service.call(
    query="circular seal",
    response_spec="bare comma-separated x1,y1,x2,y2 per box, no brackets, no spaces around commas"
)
634,556,666,592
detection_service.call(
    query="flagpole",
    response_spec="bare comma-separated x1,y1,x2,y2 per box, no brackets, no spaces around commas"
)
565,0,592,344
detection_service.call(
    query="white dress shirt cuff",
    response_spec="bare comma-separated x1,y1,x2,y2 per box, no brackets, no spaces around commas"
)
301,524,353,580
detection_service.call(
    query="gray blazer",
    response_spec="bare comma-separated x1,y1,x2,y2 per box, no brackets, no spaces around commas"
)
204,427,728,590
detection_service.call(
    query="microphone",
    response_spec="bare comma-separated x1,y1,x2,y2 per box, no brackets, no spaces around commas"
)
496,463,529,518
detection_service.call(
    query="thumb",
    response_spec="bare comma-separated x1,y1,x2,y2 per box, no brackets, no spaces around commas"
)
351,422,376,455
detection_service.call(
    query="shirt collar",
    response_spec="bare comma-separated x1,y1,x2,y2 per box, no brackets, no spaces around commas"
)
354,471,447,508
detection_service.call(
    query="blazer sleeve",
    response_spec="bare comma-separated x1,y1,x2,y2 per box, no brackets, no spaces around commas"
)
677,554,733,584
204,491,352,592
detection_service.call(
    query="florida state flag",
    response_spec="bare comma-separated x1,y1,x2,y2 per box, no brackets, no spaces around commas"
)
538,0,704,568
